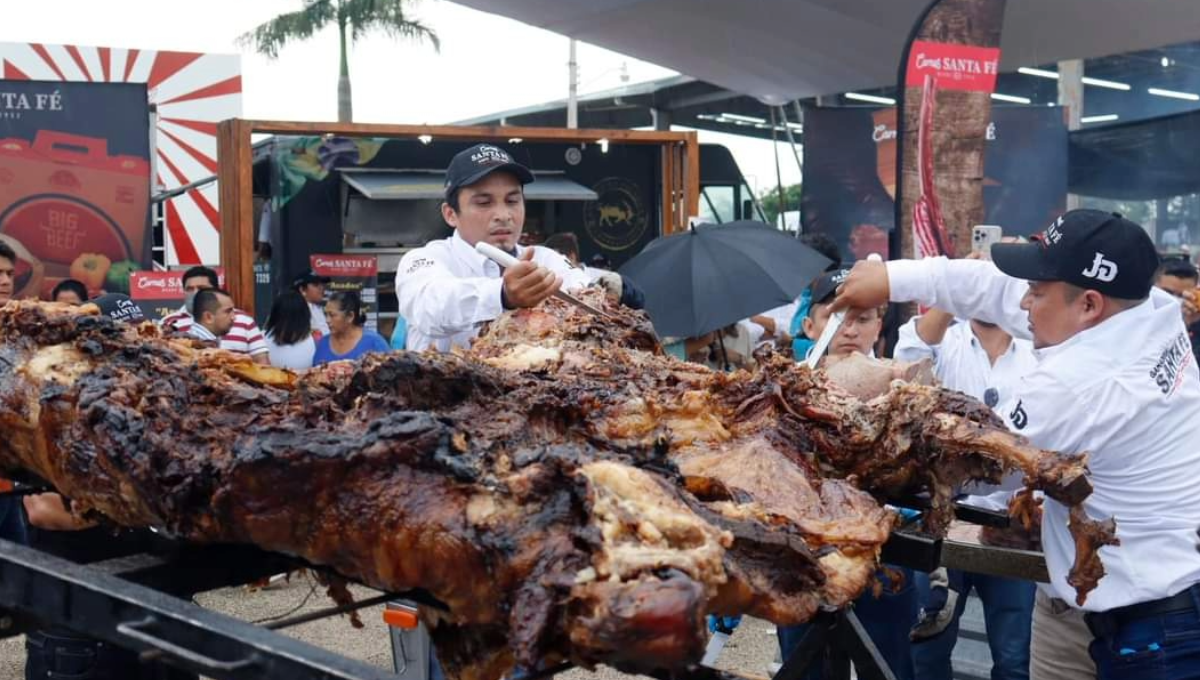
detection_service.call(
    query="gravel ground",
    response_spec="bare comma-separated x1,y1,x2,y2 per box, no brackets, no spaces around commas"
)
0,574,781,680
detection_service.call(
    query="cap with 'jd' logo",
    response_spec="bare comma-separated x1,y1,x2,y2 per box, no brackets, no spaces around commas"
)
991,209,1159,300
444,144,535,199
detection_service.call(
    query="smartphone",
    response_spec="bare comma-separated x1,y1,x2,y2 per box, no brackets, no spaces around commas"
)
972,225,1003,259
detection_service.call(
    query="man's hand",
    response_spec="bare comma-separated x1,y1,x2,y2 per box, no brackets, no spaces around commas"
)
24,493,95,531
503,248,562,309
828,260,890,314
1184,290,1200,327
595,272,623,302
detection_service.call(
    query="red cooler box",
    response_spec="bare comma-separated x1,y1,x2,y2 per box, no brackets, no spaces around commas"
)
0,130,150,298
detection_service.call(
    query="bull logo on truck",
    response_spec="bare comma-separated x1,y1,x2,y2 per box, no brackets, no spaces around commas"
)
585,177,647,252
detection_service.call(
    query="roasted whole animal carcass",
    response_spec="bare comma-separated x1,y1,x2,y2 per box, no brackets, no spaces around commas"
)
0,296,1114,680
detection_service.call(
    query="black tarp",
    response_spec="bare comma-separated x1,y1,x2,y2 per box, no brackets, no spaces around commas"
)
1070,108,1200,200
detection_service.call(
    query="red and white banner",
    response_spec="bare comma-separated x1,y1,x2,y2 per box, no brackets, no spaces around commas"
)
130,267,225,320
905,40,1000,92
312,254,379,331
311,254,379,278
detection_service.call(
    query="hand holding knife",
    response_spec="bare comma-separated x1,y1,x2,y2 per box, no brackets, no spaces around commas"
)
807,253,882,369
475,242,613,319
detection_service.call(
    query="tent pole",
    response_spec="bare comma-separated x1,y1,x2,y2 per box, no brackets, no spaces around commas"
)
769,107,787,225
778,105,804,185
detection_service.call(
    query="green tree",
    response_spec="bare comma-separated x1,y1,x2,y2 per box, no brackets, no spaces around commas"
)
758,183,803,227
240,0,439,123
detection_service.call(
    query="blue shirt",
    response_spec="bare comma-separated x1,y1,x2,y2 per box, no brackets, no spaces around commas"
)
790,288,814,360
390,317,408,351
313,330,390,365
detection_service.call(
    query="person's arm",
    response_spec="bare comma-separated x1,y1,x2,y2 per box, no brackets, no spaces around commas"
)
241,319,272,365
893,316,937,363
750,315,777,337
24,493,95,531
915,308,955,346
833,258,1031,340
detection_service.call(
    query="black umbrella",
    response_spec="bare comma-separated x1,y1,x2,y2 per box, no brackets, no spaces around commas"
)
619,221,831,339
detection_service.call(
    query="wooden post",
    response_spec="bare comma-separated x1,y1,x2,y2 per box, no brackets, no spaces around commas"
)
684,133,701,223
216,119,254,312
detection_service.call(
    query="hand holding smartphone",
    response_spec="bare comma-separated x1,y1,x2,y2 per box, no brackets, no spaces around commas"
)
972,225,1003,260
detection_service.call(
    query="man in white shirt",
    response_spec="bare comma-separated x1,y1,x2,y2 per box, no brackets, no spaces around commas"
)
396,144,641,353
896,309,1039,680
832,209,1200,680
293,269,332,338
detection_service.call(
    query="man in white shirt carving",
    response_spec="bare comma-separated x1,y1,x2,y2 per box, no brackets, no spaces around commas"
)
832,209,1200,680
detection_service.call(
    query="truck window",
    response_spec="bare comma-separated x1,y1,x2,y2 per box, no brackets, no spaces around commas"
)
699,185,736,224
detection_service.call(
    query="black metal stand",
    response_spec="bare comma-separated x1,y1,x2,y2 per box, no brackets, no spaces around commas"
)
0,538,404,680
773,609,897,680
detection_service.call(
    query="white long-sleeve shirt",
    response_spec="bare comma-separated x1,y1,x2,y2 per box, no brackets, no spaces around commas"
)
396,232,593,353
895,316,1038,506
889,257,1200,611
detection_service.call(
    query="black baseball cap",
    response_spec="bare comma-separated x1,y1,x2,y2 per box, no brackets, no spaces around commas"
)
811,268,852,305
292,269,331,289
92,293,146,324
444,144,534,198
991,209,1159,300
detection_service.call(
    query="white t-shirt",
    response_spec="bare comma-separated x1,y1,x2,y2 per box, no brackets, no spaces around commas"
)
265,334,316,370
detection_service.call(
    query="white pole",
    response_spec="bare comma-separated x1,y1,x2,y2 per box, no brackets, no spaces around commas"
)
567,39,579,129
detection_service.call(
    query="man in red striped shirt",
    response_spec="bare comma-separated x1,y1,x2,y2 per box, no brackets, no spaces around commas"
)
161,265,270,365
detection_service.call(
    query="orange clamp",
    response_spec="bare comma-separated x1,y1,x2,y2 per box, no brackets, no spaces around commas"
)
383,608,419,630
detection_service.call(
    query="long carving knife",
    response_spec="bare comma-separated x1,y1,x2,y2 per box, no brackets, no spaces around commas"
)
805,310,845,369
475,242,613,319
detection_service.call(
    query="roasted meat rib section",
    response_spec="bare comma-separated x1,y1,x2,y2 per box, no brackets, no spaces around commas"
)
0,297,1115,679
468,292,1118,605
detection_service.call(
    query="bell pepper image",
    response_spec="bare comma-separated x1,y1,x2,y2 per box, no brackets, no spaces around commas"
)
70,253,112,291
105,259,139,294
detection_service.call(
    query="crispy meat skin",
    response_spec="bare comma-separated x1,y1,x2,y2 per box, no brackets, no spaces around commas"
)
0,295,1116,676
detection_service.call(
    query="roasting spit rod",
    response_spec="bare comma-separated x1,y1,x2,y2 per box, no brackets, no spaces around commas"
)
475,242,614,319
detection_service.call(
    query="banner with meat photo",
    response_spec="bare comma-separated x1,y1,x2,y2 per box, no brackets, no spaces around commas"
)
895,0,1007,258
0,80,151,300
800,105,1067,260
311,254,379,332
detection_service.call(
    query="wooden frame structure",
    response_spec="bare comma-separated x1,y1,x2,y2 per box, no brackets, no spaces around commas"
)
216,120,700,312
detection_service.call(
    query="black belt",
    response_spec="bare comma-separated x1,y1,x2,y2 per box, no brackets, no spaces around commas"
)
1085,584,1200,638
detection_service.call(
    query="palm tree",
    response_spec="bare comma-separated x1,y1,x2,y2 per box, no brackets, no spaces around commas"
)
240,0,439,122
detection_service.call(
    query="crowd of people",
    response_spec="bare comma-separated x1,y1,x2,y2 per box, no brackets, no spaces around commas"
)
5,139,1200,680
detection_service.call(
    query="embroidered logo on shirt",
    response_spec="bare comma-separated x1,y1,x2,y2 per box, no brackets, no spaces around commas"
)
1009,400,1028,430
1081,252,1118,282
1150,332,1192,396
405,257,435,274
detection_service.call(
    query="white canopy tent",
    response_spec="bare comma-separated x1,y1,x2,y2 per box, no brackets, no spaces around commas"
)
450,0,1200,102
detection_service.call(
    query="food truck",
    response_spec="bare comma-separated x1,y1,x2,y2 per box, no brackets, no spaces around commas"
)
216,121,710,333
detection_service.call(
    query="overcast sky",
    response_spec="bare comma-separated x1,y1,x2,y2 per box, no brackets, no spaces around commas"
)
0,0,803,195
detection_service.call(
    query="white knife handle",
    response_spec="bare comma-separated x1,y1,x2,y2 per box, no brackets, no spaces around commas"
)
475,241,521,269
